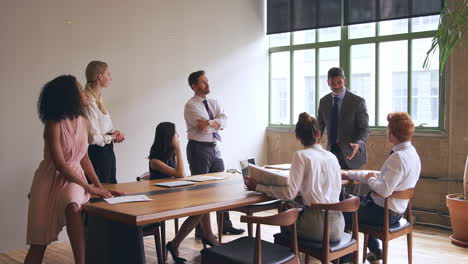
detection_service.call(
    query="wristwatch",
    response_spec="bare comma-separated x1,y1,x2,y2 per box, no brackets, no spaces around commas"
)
208,120,214,127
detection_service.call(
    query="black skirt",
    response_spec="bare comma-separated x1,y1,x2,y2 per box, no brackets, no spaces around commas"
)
88,143,117,184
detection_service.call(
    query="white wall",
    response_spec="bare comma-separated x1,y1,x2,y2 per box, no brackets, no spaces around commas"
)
0,0,268,252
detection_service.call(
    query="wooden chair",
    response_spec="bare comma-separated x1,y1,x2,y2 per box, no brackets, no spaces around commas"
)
217,200,283,242
136,171,180,263
360,188,415,264
274,196,360,264
201,208,300,264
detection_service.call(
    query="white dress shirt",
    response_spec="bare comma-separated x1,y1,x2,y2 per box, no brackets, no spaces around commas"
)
84,96,114,147
184,95,227,143
256,144,342,206
348,141,421,214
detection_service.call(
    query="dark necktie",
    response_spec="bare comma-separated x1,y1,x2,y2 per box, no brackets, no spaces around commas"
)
389,150,394,156
329,97,339,145
202,100,222,141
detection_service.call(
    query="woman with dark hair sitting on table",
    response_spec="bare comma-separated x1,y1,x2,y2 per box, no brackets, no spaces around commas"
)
148,122,219,263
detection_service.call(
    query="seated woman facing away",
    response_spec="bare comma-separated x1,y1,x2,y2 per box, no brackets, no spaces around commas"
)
246,112,344,242
148,122,219,263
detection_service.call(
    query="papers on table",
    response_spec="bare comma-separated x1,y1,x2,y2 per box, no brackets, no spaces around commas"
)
248,164,289,186
264,164,291,170
155,181,196,188
185,175,227,182
104,195,152,204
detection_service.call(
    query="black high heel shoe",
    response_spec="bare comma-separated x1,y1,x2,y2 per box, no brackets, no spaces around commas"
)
201,237,218,249
166,241,187,263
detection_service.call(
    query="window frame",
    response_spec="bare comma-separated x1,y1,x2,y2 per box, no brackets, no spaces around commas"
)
268,18,445,132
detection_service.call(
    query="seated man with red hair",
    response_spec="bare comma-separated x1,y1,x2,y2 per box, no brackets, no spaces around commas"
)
341,112,421,262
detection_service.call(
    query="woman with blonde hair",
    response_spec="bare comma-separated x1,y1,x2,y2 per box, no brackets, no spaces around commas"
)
84,61,125,183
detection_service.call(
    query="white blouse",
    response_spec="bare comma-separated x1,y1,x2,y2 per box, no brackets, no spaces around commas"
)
84,96,114,147
256,144,342,206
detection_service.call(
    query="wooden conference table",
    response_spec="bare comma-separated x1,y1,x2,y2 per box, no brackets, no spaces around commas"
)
83,171,357,264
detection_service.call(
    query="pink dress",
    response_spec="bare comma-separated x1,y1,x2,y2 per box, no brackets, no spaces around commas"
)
27,117,90,245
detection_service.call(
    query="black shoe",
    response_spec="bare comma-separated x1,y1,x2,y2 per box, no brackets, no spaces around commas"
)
222,226,245,235
201,237,219,249
166,241,187,263
195,230,202,240
338,253,354,264
367,248,383,264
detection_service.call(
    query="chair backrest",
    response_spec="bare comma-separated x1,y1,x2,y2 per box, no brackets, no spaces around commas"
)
308,196,360,256
383,188,415,231
241,208,299,264
308,196,360,212
136,171,150,182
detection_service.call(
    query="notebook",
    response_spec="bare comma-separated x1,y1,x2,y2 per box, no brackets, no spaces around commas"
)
185,175,227,182
155,181,196,188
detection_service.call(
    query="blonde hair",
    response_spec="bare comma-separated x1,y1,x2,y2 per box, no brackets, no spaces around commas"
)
84,60,108,114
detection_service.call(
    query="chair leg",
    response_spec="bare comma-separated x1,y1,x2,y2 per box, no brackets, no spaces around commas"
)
161,221,166,262
246,212,253,237
174,218,179,233
353,248,359,264
217,211,224,243
363,234,369,263
153,227,163,264
407,233,413,264
382,239,389,264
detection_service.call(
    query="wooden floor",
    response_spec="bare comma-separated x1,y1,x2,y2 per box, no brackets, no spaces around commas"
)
1,210,467,263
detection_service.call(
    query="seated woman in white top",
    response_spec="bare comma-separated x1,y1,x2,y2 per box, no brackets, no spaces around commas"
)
246,112,344,242
341,112,421,261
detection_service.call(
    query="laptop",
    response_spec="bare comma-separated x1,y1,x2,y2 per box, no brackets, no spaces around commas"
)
239,158,255,184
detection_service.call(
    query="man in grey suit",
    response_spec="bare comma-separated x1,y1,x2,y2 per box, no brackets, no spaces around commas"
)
317,67,369,170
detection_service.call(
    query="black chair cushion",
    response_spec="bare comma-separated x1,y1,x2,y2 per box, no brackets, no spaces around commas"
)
274,232,356,253
141,222,162,235
361,218,410,233
200,236,295,264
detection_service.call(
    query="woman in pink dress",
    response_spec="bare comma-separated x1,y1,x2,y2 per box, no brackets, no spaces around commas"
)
24,75,124,264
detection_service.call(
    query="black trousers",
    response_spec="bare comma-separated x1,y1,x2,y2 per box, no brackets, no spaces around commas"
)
343,194,401,252
88,143,117,184
187,140,232,230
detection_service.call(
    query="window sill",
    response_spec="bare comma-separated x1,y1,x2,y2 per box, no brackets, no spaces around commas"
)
266,125,448,137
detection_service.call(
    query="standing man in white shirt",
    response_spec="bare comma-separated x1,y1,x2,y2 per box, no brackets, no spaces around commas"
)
341,112,421,263
184,70,245,237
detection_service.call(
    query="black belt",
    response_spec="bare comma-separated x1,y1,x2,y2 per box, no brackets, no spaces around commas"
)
189,140,216,146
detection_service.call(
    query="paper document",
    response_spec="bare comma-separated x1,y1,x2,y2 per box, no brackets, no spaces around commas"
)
104,195,152,204
264,164,291,170
186,175,227,182
248,164,289,186
155,181,196,188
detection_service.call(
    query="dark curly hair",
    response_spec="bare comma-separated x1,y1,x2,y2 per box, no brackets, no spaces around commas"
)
37,75,84,123
295,112,320,146
148,122,176,162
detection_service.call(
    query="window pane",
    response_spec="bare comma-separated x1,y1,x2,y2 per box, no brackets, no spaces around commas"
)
350,44,376,126
270,52,291,124
318,26,341,42
294,29,316,45
318,47,340,100
294,50,316,118
269,33,290,47
411,38,439,127
412,15,439,32
378,41,408,126
379,18,408,36
349,22,376,39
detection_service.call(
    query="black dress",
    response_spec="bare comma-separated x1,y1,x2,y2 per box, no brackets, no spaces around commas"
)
149,158,176,180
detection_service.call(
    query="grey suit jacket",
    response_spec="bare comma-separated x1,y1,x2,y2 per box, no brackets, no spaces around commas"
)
317,90,369,169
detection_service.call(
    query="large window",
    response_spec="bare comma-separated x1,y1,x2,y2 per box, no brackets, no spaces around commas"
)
269,15,442,130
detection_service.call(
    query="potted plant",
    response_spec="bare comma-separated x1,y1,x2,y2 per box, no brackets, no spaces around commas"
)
446,156,468,246
424,0,468,247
